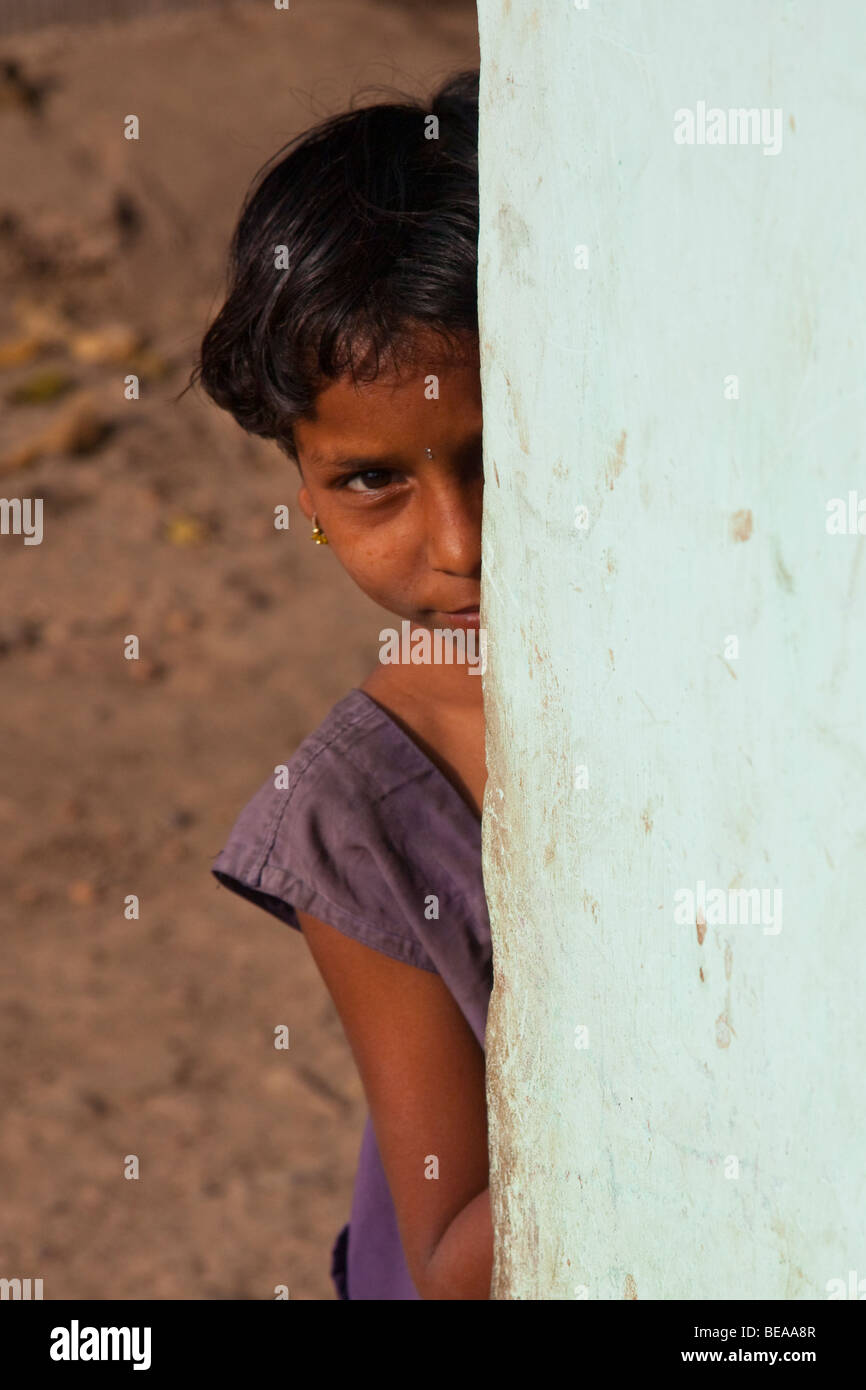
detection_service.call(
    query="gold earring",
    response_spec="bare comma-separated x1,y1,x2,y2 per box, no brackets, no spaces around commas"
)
310,513,328,545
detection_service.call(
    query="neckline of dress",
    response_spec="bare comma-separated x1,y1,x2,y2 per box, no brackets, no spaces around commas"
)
347,686,483,830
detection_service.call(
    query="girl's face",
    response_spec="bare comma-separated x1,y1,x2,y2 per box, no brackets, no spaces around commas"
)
294,330,483,632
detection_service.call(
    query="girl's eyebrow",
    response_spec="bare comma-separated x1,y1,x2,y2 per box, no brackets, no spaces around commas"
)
308,430,482,473
310,452,402,473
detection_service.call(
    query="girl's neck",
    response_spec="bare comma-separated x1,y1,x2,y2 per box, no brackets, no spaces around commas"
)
361,656,484,719
359,662,487,820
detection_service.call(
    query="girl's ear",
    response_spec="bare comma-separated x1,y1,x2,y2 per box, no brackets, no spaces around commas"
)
297,484,313,522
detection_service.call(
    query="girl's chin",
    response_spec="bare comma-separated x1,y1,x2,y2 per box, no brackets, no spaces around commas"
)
375,612,483,634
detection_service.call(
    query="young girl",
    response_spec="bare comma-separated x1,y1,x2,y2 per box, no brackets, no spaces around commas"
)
192,70,493,1300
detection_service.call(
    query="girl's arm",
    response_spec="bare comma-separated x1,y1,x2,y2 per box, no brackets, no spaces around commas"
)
423,1183,493,1301
295,907,494,1300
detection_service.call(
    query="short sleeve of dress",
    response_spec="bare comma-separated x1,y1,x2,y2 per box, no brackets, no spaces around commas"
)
211,700,440,974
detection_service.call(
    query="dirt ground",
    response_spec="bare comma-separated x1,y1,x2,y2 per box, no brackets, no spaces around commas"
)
0,0,479,1299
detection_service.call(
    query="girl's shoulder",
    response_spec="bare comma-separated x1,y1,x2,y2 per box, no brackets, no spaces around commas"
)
211,690,491,1021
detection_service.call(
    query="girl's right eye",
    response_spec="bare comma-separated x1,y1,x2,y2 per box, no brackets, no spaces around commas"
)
342,470,396,493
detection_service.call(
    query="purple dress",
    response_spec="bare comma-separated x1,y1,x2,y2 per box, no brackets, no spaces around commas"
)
211,687,492,1299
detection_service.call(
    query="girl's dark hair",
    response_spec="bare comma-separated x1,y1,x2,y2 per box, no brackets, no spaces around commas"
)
188,69,479,463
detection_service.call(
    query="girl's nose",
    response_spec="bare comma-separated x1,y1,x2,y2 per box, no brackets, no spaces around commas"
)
423,479,483,577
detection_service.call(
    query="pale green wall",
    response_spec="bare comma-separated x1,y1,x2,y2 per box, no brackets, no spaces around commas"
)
478,0,866,1299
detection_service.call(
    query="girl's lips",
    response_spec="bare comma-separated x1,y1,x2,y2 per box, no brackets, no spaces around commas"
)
439,606,480,629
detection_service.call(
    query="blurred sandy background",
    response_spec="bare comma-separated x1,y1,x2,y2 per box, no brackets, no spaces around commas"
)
0,0,478,1298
